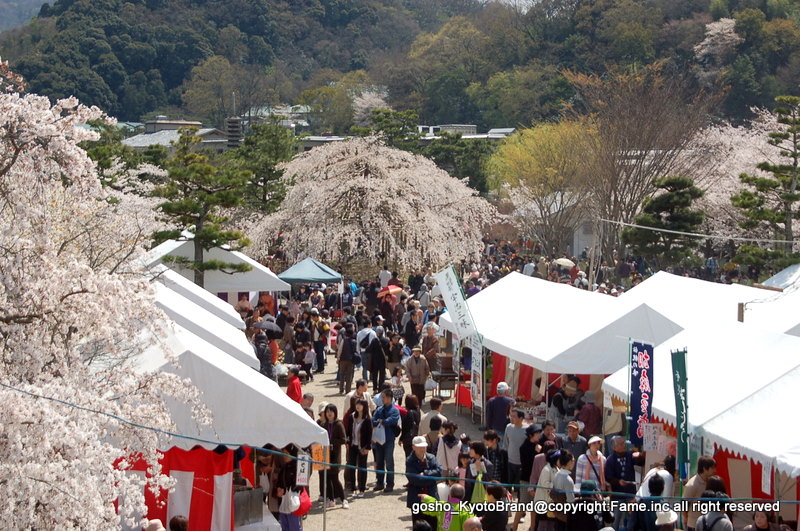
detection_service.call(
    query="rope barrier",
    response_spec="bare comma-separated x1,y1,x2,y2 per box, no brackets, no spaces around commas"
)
1,381,797,505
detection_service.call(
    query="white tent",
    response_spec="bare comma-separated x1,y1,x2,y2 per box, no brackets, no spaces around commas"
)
154,284,258,370
621,271,774,329
137,324,327,448
152,265,245,329
439,272,682,374
740,286,800,337
142,236,289,293
602,323,800,430
697,364,800,476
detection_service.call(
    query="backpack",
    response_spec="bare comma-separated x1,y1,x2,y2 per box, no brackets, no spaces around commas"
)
255,341,269,365
359,333,372,350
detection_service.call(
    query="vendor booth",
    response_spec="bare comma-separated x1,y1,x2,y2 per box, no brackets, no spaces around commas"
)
126,323,328,530
142,233,290,296
277,257,342,284
603,323,800,524
155,283,259,370
153,265,246,329
439,272,681,418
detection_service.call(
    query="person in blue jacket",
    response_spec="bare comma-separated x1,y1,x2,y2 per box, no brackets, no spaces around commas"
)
372,388,400,492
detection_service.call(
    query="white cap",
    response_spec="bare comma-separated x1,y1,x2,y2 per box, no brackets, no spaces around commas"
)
412,436,428,448
497,382,509,394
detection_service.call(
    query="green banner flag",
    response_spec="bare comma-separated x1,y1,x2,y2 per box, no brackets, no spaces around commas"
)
671,348,689,480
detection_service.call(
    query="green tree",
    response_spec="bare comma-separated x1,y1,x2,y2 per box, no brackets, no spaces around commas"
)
226,121,296,211
731,95,800,261
152,129,251,287
368,109,421,150
421,133,495,194
621,175,705,268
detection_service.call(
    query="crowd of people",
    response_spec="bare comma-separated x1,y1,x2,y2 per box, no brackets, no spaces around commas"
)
230,257,789,531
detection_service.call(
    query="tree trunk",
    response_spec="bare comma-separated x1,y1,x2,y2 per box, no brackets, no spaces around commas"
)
194,220,204,287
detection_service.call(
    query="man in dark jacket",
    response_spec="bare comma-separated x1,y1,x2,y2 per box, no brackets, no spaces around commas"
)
406,435,441,529
606,435,644,530
367,326,390,393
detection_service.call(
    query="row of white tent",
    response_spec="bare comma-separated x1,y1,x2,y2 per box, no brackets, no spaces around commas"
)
440,271,800,479
135,263,327,450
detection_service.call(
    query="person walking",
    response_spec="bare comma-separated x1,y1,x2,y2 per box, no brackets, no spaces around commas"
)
406,435,442,530
406,347,430,404
337,327,357,394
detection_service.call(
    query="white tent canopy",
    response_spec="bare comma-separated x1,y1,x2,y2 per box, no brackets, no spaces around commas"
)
153,265,245,329
439,272,682,374
603,322,800,444
697,365,800,476
154,284,258,370
621,271,774,329
740,286,800,337
142,235,289,293
137,324,328,448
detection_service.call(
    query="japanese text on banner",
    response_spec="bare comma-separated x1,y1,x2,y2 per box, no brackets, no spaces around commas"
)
629,341,654,448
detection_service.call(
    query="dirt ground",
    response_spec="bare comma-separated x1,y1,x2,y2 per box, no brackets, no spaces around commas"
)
297,358,484,531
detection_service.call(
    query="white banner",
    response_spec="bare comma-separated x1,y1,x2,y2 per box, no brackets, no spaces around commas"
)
466,333,483,408
762,461,772,494
434,266,477,339
643,423,663,452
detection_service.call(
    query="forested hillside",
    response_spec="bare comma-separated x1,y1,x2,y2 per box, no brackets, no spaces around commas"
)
2,0,800,127
0,0,46,31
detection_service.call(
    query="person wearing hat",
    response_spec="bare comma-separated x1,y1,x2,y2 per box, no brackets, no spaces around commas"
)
486,382,515,442
576,390,602,437
513,424,542,531
548,380,578,433
419,483,475,531
575,435,607,492
309,307,330,374
145,519,166,531
655,509,678,530
406,435,442,528
560,421,588,474
407,345,431,404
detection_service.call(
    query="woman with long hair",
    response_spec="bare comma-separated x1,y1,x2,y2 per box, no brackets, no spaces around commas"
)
345,399,372,498
318,404,348,509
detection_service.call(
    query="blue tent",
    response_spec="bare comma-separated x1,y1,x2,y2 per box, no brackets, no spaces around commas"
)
278,257,342,284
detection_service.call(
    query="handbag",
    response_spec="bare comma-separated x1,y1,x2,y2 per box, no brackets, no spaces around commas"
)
292,488,312,517
425,376,438,391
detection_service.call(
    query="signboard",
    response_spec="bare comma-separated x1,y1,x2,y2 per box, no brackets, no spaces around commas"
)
296,450,311,487
643,423,663,452
466,333,484,409
671,348,690,480
629,341,654,448
434,265,477,339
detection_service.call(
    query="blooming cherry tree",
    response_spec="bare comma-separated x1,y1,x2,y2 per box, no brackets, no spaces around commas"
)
0,63,205,529
246,137,498,267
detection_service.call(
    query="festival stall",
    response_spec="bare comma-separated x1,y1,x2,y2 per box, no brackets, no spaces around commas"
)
602,323,800,522
142,233,290,297
153,265,246,329
154,283,259,370
277,257,342,284
126,323,328,530
438,272,681,416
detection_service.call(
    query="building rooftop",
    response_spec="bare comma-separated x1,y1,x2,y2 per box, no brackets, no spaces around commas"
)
122,128,218,148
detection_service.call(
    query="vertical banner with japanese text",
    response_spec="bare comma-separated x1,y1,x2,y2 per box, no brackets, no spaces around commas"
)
629,341,654,448
466,333,484,409
671,348,690,480
434,265,477,339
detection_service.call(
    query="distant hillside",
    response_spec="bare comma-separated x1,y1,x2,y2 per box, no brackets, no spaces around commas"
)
2,0,800,127
0,0,46,31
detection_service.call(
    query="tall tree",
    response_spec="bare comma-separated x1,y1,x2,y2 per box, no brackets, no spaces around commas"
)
731,95,800,260
488,120,596,254
225,121,296,212
621,175,705,268
565,63,713,260
152,129,251,287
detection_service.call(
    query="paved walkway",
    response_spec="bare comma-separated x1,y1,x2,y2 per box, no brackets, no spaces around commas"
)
297,358,483,530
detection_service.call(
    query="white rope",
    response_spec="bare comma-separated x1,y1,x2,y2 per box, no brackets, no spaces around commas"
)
599,218,795,244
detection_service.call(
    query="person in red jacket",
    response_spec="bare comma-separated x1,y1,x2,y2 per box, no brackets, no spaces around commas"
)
286,366,302,403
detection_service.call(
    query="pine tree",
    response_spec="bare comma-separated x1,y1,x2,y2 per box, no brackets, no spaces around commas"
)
152,128,251,287
621,175,705,269
731,95,800,266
